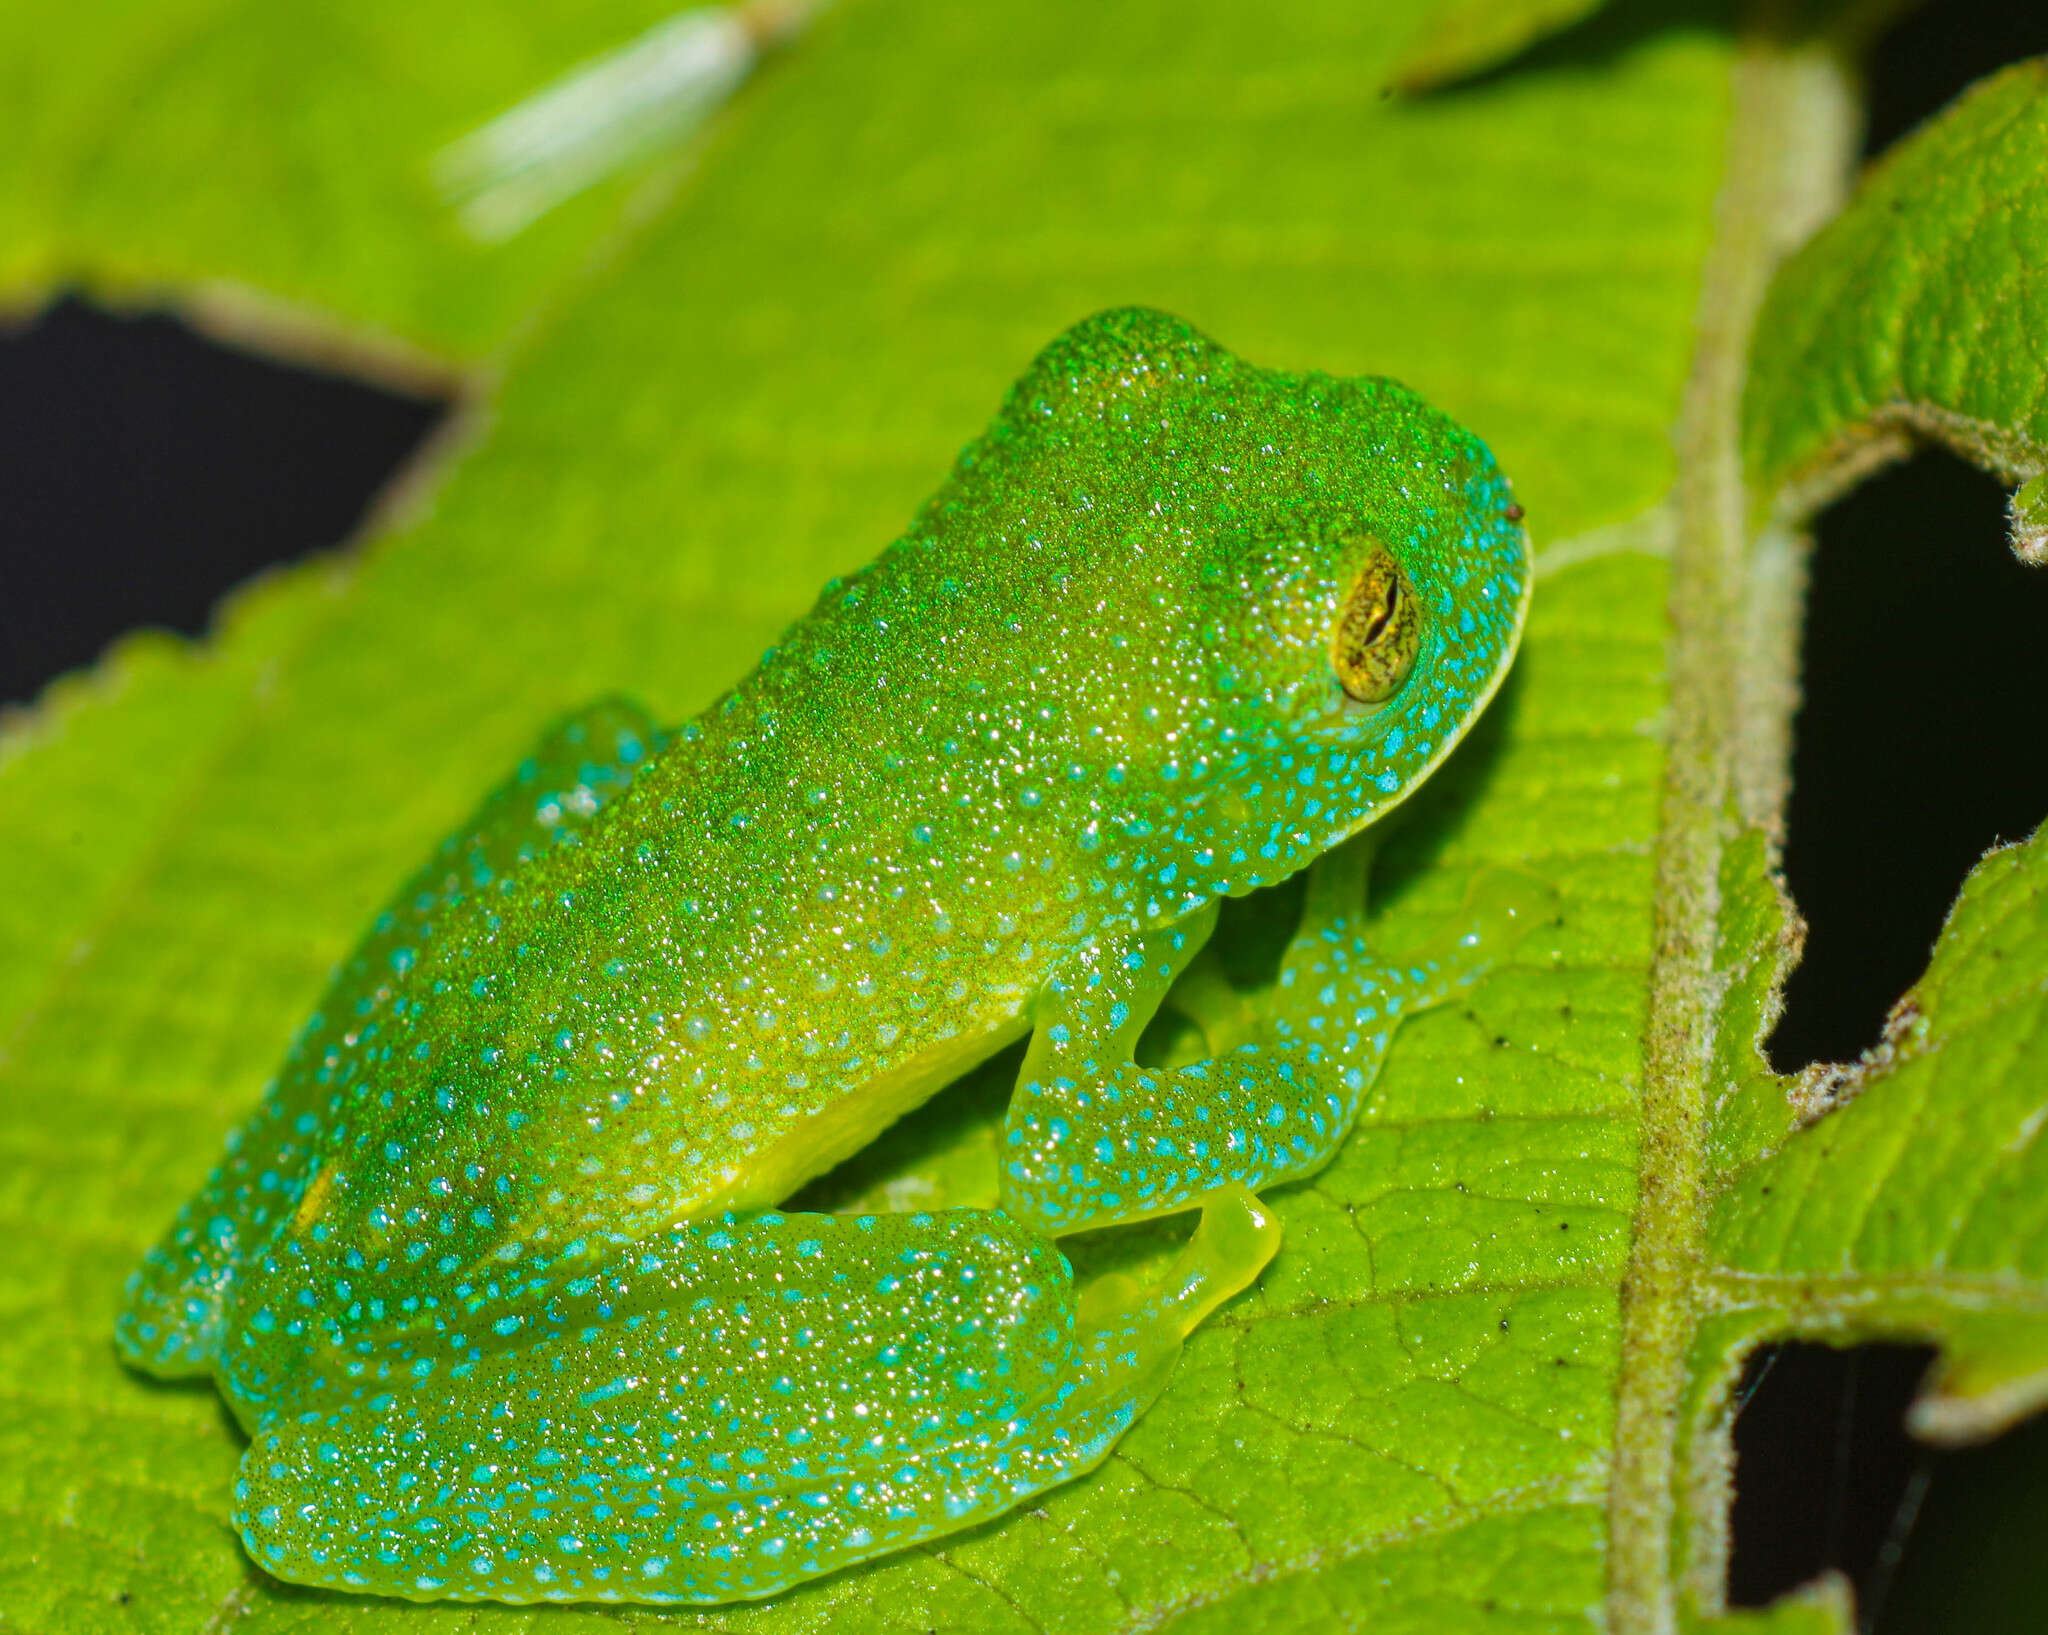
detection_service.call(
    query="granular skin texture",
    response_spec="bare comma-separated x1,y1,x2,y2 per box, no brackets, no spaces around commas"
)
117,308,1529,1604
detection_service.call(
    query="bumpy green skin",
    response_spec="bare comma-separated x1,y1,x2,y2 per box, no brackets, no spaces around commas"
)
116,309,1532,1604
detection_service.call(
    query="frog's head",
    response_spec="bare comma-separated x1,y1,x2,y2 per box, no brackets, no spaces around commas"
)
985,308,1530,881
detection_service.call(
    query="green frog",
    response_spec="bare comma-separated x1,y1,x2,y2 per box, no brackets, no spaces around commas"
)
117,307,1534,1604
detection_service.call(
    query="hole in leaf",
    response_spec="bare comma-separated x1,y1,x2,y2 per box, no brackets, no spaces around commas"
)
1727,1342,1933,1620
1862,2,2048,161
1769,450,2048,1071
1869,1409,2048,1634
0,294,447,706
1729,1342,2048,1633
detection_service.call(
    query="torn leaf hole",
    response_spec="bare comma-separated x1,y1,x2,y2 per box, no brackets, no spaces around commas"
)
0,294,447,706
1770,451,2048,1071
1730,1341,2048,1632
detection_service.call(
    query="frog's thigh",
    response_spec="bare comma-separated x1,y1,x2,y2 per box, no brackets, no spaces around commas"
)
116,696,665,1379
233,1206,1205,1606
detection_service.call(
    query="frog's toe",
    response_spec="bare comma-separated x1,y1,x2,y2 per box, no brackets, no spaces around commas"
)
1402,864,1556,983
1075,1182,1280,1344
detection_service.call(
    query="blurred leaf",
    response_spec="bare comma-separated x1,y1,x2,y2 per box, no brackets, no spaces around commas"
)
0,0,719,357
1683,1579,1854,1635
1392,0,1610,90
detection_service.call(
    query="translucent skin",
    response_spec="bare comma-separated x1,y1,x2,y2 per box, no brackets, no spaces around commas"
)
115,308,1533,1604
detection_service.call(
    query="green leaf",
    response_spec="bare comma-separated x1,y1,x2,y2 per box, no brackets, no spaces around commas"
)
1389,0,1611,90
5,1,2048,1631
1683,1577,1854,1635
1,0,720,358
1742,57,2048,549
1707,49,2048,1464
1384,0,1924,92
1708,822,2048,1439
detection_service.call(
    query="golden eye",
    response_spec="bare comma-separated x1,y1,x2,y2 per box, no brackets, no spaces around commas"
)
1332,546,1420,704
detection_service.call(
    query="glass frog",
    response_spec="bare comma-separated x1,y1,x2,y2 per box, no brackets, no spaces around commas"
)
116,307,1537,1605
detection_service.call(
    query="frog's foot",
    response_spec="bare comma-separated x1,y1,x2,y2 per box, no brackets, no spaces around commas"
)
230,1203,1211,1606
1000,844,1550,1238
115,697,666,1380
1258,854,1552,1058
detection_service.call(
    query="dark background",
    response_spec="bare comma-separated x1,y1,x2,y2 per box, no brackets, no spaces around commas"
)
4,4,2047,1630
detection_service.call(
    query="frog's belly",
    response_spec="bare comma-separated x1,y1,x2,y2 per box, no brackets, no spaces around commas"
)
698,1003,1034,1214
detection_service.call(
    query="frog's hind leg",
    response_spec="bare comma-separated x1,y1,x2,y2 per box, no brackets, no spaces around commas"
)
231,1200,1262,1605
115,697,664,1378
1001,834,1548,1237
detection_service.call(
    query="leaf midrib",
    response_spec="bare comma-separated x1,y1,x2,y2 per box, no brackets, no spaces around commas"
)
1603,25,1857,1635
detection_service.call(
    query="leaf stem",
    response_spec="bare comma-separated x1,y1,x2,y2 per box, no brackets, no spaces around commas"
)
1604,26,1855,1635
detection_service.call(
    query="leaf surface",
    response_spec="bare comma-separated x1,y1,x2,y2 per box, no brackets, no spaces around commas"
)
1742,58,2048,532
4,2,2046,1632
0,0,704,356
1707,57,2048,1458
1708,823,2048,1440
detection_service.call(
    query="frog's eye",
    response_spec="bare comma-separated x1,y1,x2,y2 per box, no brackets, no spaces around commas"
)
1332,545,1421,704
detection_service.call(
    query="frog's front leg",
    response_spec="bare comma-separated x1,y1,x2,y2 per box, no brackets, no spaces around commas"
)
1002,835,1545,1237
232,1197,1272,1604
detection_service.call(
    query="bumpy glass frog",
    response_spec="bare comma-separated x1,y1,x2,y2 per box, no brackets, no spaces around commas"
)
117,308,1535,1605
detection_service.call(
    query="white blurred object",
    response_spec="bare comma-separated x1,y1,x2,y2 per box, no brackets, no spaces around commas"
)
436,1,825,243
